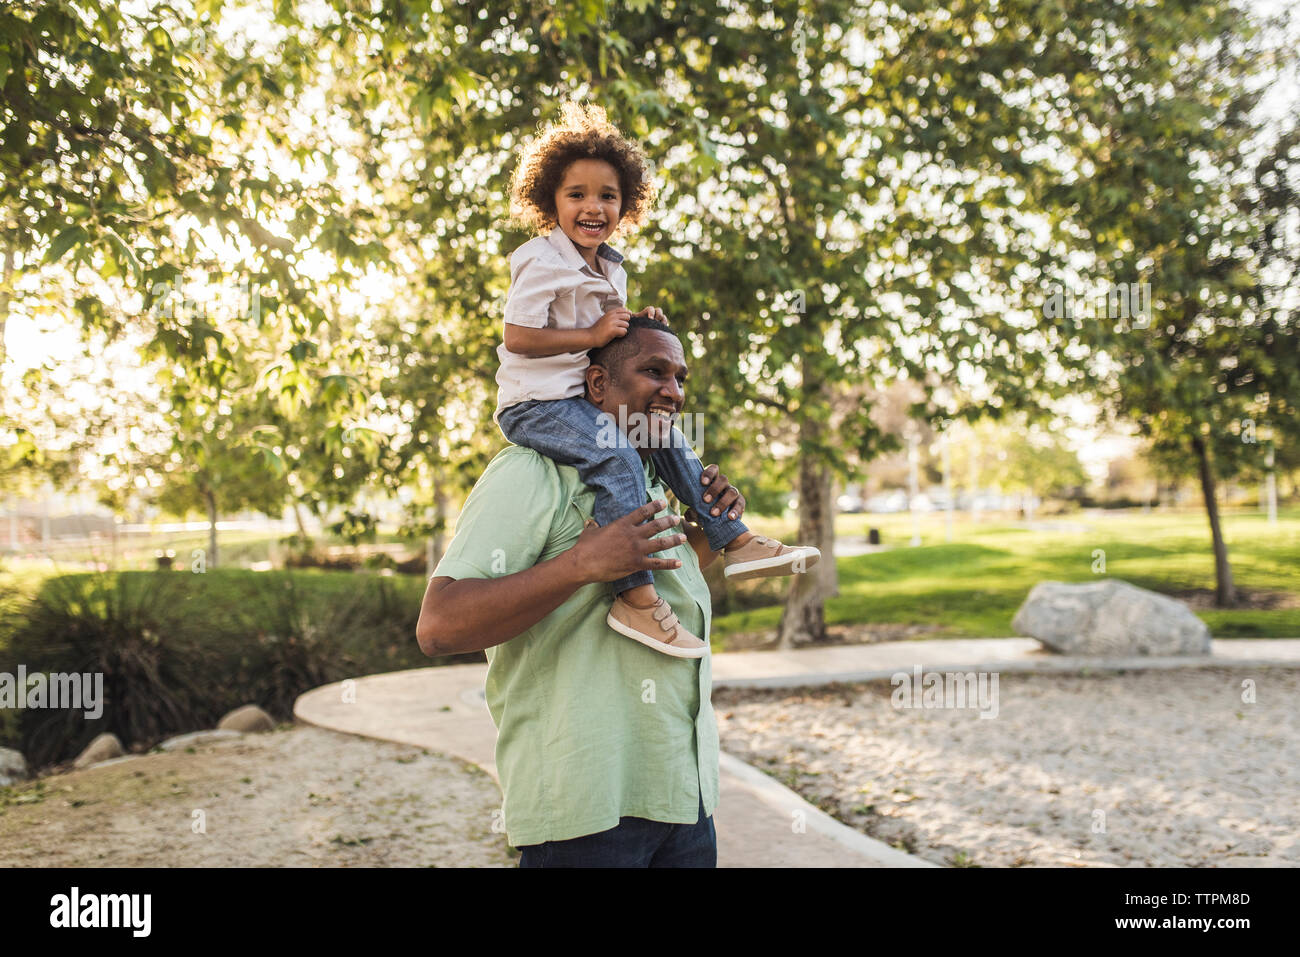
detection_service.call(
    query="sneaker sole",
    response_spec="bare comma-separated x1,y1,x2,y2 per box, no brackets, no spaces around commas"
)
724,546,821,582
606,612,708,659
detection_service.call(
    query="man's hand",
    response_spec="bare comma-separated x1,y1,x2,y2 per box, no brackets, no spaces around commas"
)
588,307,632,347
691,464,746,521
633,306,668,324
567,499,687,582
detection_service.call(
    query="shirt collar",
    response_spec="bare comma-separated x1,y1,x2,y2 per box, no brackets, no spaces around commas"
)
546,227,624,274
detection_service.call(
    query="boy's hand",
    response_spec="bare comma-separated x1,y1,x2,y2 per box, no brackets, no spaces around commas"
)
589,307,632,347
634,306,668,324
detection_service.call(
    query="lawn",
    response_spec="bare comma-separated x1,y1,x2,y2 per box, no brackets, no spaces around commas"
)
7,526,412,571
713,506,1300,641
5,506,1298,655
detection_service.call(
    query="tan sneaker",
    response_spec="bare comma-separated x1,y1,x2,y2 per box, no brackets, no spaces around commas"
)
723,535,821,581
607,596,708,659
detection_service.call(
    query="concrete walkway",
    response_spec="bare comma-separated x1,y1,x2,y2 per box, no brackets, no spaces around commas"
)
294,637,1300,868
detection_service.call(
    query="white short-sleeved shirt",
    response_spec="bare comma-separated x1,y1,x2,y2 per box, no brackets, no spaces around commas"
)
494,227,629,417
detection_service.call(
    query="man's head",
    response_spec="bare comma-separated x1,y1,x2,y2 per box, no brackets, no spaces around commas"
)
585,316,687,457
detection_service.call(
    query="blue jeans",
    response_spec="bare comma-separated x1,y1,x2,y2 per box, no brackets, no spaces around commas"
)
516,795,717,868
498,397,748,595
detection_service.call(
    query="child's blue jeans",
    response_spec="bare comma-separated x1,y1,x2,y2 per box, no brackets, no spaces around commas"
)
497,396,748,595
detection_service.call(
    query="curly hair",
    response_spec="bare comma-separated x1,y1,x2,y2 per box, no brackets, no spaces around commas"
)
509,102,656,235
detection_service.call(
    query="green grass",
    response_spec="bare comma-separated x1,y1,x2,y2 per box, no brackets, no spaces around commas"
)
11,527,422,572
6,506,1298,666
713,506,1300,642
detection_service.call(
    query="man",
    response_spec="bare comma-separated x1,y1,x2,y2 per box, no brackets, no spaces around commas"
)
416,316,755,867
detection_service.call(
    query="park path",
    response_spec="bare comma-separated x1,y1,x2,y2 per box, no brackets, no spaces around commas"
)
294,637,1300,868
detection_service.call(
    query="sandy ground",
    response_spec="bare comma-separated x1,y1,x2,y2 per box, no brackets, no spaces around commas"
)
0,725,514,867
714,665,1300,868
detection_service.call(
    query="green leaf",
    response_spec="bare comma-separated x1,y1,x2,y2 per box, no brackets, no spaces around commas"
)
103,228,142,282
46,226,87,264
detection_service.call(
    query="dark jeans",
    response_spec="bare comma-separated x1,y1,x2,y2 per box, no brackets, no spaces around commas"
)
517,796,716,868
498,396,748,595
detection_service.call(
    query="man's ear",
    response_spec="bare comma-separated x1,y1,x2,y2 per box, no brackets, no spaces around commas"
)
585,363,608,404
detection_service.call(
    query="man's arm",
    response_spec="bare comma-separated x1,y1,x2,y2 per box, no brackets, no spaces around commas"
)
682,521,716,569
681,463,748,569
417,500,688,656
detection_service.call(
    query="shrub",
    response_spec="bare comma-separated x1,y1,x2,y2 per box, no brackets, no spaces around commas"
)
0,571,215,768
0,568,479,770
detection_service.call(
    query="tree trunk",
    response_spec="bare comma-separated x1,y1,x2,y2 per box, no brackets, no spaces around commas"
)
777,419,837,647
292,500,308,540
1192,433,1235,607
0,243,13,369
425,479,448,578
205,488,219,570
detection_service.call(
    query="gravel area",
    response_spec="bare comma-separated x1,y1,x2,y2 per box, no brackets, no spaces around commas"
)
714,665,1300,868
0,725,514,867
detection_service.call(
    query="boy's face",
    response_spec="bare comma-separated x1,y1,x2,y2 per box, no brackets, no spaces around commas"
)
553,158,622,256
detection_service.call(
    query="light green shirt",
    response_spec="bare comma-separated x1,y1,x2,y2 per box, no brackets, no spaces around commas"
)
433,445,720,847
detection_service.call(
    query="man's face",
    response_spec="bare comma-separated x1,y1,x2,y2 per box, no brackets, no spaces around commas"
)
590,328,688,454
553,158,622,256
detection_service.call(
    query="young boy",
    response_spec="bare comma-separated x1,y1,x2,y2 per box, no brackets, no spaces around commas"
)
495,103,819,659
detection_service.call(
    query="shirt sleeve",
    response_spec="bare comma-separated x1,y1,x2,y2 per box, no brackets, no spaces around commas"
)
432,449,563,582
503,250,567,329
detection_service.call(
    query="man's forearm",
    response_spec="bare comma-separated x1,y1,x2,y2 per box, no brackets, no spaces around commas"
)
417,549,588,656
684,520,719,569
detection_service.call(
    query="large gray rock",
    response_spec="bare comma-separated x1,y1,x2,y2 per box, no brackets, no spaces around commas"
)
0,747,27,786
1013,579,1211,656
74,732,125,769
217,705,274,733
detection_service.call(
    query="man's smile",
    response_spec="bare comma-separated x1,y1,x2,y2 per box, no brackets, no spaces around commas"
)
648,404,678,426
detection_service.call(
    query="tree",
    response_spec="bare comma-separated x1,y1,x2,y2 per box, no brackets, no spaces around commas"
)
1064,4,1300,605
625,0,1221,642
300,0,1281,638
2,0,391,477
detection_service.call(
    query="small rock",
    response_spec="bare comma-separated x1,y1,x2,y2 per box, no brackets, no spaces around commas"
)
74,733,124,769
217,705,274,733
0,747,28,786
91,754,143,770
1012,579,1211,656
158,730,244,752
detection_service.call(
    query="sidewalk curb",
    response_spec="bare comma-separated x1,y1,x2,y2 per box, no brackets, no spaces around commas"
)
711,653,1300,691
719,752,940,868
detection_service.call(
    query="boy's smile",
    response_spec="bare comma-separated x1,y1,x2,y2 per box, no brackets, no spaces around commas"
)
554,158,622,268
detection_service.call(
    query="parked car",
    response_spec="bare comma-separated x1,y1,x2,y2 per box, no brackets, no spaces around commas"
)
836,493,866,513
866,490,908,513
